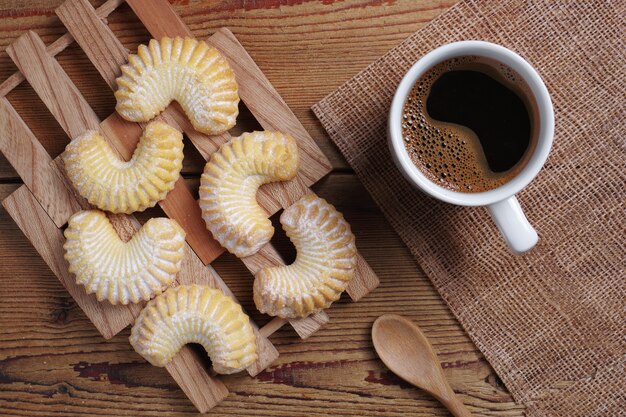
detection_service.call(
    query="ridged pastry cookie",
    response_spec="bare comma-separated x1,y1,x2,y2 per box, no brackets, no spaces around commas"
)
115,37,239,135
253,194,357,318
63,121,183,214
199,131,299,257
130,284,257,374
63,210,186,305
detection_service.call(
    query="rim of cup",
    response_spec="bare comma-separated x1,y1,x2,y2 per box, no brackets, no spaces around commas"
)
388,41,554,206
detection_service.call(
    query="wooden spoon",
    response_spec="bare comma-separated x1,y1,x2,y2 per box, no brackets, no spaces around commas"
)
372,314,472,417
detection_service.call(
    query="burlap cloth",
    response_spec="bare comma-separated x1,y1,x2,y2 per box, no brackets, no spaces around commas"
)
312,1,625,416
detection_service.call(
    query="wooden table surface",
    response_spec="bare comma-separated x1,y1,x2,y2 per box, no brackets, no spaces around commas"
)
0,1,524,416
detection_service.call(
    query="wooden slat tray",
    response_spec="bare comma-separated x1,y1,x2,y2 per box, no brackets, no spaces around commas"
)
0,0,380,412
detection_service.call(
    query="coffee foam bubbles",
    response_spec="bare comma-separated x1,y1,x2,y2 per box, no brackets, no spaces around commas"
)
401,56,534,193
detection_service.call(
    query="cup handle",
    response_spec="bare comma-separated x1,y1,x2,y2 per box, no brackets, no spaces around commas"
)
487,196,538,254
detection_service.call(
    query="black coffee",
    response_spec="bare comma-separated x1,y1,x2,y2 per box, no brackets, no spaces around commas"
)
402,56,538,192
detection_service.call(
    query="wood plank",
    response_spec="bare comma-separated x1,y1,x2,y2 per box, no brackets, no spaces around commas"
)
348,254,381,302
55,0,128,90
2,186,140,339
7,32,100,138
0,97,80,227
0,0,124,97
0,172,522,417
127,0,193,38
165,348,228,413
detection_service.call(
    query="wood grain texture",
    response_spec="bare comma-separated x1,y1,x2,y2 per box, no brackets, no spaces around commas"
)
5,26,240,410
97,0,355,344
0,176,523,416
0,0,454,180
0,0,124,97
0,97,80,227
2,186,140,339
0,1,525,416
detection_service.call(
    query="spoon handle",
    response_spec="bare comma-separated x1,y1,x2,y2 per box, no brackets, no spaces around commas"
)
441,394,472,417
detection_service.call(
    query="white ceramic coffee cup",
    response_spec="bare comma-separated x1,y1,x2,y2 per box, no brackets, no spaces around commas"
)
388,41,554,254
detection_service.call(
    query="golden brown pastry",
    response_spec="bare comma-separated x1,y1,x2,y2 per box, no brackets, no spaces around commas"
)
63,210,186,305
253,194,357,318
130,284,257,374
199,131,299,257
62,121,183,214
115,37,239,135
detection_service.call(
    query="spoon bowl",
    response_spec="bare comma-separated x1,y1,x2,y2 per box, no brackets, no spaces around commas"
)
372,314,472,417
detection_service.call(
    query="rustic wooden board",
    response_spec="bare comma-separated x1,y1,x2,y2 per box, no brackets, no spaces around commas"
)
6,28,231,411
61,0,370,339
54,0,326,345
0,0,382,412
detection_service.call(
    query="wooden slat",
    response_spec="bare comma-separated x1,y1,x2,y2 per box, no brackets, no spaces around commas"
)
2,186,140,339
7,32,100,138
348,254,381,301
0,0,124,97
165,348,228,413
56,0,128,90
127,0,193,38
0,97,80,227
